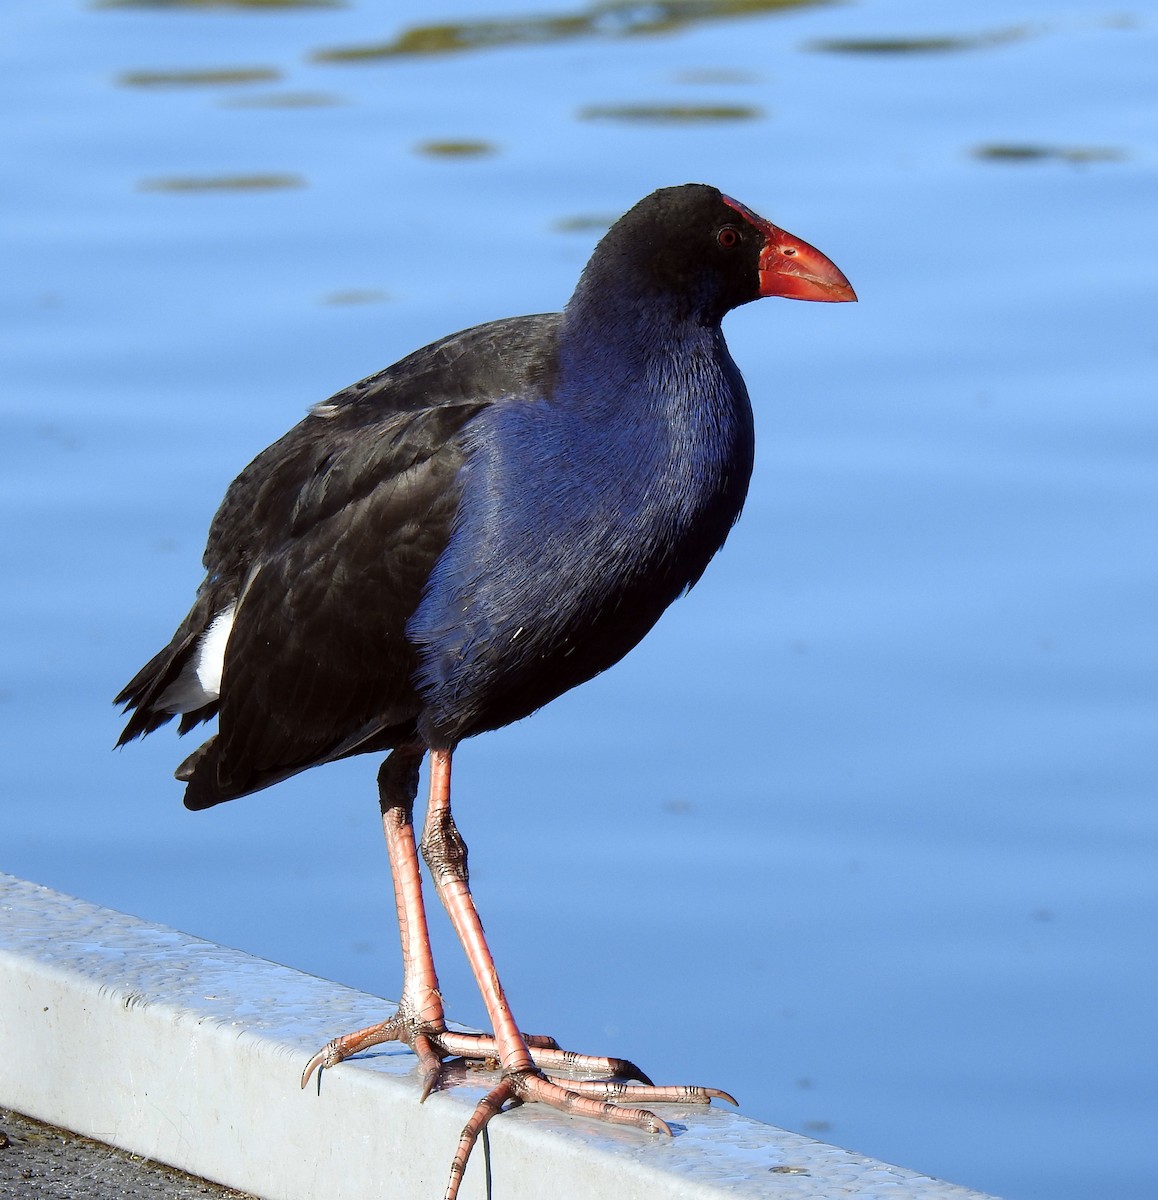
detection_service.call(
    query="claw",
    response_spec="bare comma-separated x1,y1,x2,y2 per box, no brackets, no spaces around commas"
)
300,1014,407,1089
300,1038,342,1089
446,1079,514,1200
412,1031,444,1101
442,1068,679,1200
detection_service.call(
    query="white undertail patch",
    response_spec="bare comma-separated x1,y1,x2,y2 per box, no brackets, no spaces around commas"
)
158,602,237,713
196,603,236,698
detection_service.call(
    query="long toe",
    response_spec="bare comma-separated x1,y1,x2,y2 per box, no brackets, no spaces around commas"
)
556,1079,738,1106
303,1018,614,1095
301,1014,409,1088
441,1063,741,1199
443,1068,676,1200
432,1029,656,1090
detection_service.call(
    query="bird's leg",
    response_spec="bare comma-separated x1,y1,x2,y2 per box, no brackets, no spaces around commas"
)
300,747,616,1094
302,745,455,1094
422,748,736,1200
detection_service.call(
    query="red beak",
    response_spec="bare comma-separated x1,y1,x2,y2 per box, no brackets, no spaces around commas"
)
722,195,856,303
758,224,857,303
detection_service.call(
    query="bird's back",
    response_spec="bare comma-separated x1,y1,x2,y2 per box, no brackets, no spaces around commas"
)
117,315,562,805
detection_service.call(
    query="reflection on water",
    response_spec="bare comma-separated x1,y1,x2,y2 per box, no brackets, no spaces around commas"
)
578,102,761,124
972,143,1126,164
552,213,619,234
807,27,1031,54
96,0,341,10
137,172,307,191
118,67,282,87
415,139,498,158
313,0,829,63
321,289,391,306
673,68,761,84
222,91,344,108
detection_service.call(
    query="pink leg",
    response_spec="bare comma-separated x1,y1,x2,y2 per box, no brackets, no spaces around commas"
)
301,748,651,1094
302,747,450,1096
422,749,735,1200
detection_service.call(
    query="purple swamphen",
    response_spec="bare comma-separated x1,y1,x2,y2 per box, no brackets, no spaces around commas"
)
117,183,855,1197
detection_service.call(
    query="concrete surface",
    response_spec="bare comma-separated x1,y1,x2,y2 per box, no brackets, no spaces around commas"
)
0,874,1001,1200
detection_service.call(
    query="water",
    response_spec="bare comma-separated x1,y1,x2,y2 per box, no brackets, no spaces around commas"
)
4,2,1156,1198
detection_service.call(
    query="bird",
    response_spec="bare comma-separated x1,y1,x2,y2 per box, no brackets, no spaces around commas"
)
116,183,855,1198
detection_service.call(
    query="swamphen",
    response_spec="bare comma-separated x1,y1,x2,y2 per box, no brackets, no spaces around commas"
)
116,183,855,1196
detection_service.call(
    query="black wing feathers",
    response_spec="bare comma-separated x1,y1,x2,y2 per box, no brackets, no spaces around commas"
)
196,416,472,804
113,588,222,745
117,314,561,808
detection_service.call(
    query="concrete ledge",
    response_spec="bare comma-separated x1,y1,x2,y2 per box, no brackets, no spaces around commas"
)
0,874,997,1199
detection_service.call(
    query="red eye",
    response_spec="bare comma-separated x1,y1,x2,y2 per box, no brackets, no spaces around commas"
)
716,225,741,249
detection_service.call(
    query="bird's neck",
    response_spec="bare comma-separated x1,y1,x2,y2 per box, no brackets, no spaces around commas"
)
551,276,754,558
559,280,731,422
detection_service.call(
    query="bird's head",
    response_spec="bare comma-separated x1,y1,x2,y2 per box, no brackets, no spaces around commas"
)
580,183,856,324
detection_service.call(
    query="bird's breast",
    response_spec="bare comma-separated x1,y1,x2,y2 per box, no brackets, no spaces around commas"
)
407,351,755,745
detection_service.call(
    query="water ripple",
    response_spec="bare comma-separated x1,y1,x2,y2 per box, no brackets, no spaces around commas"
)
312,0,830,63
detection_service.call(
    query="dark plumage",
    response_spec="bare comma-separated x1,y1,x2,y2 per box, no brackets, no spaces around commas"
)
117,183,854,1197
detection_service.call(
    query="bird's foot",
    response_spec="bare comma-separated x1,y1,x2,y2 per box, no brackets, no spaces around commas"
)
300,1011,655,1100
445,1068,737,1200
302,1010,734,1198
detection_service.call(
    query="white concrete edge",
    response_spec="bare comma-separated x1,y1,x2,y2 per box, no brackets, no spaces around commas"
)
0,874,999,1200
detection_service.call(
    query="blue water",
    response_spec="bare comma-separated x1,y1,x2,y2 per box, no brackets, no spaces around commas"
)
4,2,1156,1198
